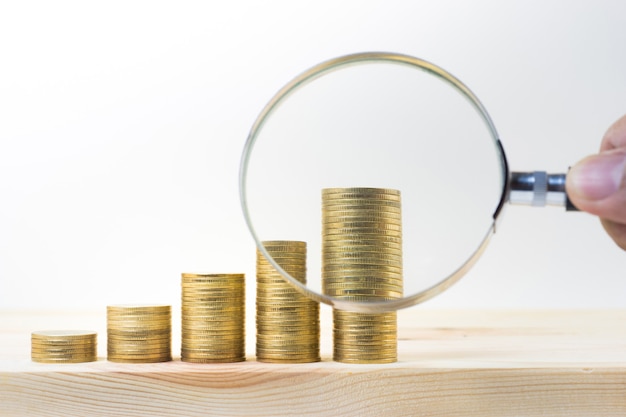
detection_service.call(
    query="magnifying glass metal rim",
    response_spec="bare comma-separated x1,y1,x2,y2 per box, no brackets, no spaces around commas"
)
239,51,509,312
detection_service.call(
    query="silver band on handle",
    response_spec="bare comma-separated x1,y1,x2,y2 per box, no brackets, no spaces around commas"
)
509,171,568,207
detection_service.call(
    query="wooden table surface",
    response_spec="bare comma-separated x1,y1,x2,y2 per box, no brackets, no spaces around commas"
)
1,309,625,416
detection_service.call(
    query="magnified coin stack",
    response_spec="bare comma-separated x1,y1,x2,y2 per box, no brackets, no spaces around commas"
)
322,187,402,364
256,241,320,363
107,304,172,363
31,330,97,363
181,273,246,363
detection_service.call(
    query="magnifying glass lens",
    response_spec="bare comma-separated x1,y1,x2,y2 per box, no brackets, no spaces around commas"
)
242,54,504,311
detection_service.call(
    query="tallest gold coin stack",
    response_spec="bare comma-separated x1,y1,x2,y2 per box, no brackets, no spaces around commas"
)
322,187,403,364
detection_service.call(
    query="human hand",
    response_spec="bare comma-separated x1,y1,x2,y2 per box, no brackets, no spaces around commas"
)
566,114,626,250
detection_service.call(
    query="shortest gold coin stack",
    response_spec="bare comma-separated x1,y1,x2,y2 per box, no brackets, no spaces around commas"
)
107,304,172,363
256,241,320,363
181,273,245,363
31,330,97,363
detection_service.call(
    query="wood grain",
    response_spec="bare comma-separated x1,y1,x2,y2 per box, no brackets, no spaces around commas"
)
2,309,625,416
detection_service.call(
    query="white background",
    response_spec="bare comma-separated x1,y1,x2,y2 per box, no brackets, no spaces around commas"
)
1,0,625,314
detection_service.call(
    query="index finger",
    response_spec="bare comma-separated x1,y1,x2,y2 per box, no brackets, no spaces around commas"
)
601,113,626,152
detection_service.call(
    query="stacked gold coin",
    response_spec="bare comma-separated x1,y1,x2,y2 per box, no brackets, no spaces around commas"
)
256,241,320,363
107,305,172,363
322,187,402,364
181,273,245,363
31,330,97,363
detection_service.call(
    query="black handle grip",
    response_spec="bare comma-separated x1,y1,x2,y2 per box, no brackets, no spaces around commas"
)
565,190,579,211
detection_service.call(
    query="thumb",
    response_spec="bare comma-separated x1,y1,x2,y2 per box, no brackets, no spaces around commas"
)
566,149,626,223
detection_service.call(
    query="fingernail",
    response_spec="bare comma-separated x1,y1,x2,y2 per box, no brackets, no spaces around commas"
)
568,151,626,200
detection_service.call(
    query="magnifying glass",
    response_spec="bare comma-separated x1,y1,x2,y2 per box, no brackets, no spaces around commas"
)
240,52,578,313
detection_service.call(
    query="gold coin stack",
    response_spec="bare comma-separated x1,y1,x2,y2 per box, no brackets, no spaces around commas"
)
322,187,403,364
256,241,320,363
181,273,245,363
107,305,172,363
31,330,97,363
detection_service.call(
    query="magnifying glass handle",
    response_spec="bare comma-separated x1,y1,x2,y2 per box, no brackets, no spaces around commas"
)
509,171,579,211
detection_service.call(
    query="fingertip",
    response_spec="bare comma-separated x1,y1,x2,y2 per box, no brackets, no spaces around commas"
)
602,113,626,151
601,219,626,252
566,151,626,203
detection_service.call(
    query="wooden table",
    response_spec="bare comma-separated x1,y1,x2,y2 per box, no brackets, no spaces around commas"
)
1,309,625,416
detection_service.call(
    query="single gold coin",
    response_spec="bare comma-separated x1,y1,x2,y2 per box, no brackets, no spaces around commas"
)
32,330,96,339
322,187,400,197
322,210,402,219
322,199,401,208
181,273,245,283
107,304,170,312
261,241,307,250
108,356,172,364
